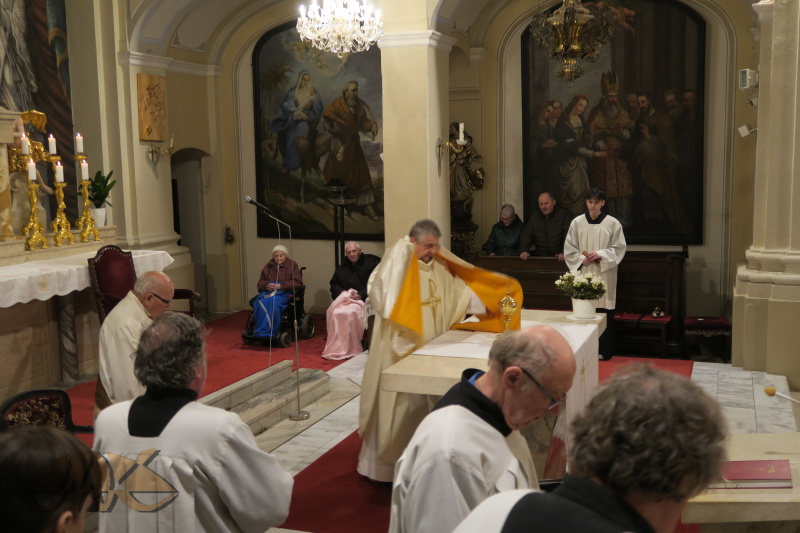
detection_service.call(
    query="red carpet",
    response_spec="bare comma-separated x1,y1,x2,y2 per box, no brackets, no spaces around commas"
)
66,311,337,446
282,431,392,533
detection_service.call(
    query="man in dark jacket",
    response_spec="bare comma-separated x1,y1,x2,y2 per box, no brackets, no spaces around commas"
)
484,204,524,256
518,192,571,261
330,241,379,300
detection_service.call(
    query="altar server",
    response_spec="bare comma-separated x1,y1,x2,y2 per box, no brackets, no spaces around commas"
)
358,219,522,482
389,325,576,533
453,365,727,533
94,312,293,532
564,187,626,358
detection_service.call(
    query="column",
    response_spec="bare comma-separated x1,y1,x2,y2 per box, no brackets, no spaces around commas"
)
733,0,800,386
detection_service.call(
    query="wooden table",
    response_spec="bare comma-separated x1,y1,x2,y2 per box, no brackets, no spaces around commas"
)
684,432,800,532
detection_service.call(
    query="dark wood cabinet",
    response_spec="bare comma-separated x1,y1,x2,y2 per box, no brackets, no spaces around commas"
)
472,251,687,356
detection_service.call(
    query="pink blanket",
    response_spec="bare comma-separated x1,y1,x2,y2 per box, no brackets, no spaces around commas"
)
322,290,366,360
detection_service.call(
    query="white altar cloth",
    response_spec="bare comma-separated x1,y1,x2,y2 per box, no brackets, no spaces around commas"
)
0,250,173,308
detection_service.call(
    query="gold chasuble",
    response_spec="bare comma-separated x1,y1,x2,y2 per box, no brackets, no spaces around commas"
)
357,236,522,481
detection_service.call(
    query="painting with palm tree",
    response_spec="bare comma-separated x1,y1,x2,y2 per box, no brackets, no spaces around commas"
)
253,22,384,240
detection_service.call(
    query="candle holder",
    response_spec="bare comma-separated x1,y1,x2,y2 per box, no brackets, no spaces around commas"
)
48,154,61,172
76,180,100,242
23,181,47,251
436,137,468,176
50,182,73,246
498,283,518,333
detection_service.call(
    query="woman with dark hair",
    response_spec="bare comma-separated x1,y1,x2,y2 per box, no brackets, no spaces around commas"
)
552,95,607,215
0,426,101,533
253,244,303,338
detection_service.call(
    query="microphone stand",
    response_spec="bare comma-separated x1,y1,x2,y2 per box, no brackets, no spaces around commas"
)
254,205,310,421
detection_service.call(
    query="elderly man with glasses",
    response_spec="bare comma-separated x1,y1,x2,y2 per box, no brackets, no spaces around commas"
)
95,270,175,413
483,203,524,256
389,325,576,533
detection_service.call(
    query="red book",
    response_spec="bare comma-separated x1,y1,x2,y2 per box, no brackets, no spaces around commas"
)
708,459,792,489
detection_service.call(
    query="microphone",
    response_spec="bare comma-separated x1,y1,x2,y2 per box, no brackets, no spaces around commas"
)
244,196,273,215
764,386,800,406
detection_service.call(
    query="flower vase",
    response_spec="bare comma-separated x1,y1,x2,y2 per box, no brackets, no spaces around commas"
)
89,207,106,226
571,298,597,319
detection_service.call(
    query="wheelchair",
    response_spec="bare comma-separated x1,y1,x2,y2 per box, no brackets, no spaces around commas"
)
241,270,316,348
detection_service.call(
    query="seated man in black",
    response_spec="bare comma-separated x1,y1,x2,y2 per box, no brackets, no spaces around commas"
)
323,241,379,359
484,204,524,256
518,192,571,261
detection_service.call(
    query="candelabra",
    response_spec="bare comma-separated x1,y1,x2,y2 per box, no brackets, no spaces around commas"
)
296,0,383,58
50,181,73,246
76,180,100,242
23,181,47,251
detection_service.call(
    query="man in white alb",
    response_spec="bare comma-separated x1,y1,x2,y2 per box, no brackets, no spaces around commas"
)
564,188,626,359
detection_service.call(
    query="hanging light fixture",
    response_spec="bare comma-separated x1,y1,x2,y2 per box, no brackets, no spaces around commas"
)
530,0,617,84
296,0,384,58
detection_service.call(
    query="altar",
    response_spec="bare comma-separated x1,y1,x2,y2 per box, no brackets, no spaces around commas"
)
382,309,605,477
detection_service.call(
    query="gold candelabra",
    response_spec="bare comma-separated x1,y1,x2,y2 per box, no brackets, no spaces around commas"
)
498,283,518,332
50,182,73,246
76,180,100,242
23,181,47,250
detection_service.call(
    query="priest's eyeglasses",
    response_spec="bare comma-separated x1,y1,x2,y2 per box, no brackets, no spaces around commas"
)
519,367,566,410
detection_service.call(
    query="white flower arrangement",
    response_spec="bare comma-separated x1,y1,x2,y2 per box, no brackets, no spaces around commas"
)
555,271,607,301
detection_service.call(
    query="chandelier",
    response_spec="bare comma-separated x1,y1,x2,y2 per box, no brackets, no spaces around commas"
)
296,0,384,58
530,0,617,83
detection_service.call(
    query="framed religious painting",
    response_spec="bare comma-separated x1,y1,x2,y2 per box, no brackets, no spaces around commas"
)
522,0,705,245
252,21,384,241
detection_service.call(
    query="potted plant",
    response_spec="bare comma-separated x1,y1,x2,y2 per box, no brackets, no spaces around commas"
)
88,170,116,226
555,271,606,319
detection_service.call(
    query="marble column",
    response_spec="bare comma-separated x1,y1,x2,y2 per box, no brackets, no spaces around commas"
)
378,31,456,246
733,0,800,387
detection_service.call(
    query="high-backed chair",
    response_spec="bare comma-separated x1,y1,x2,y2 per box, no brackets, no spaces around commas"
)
87,244,201,324
0,389,92,434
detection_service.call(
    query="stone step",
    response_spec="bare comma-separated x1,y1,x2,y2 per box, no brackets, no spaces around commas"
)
231,367,330,435
200,360,295,411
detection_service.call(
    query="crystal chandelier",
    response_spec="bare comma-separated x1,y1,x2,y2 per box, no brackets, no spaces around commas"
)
530,0,617,83
296,0,384,58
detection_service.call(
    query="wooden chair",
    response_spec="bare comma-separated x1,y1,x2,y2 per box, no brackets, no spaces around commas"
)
87,245,201,324
0,389,92,434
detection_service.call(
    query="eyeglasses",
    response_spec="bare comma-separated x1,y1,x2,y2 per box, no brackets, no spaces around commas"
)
519,367,566,410
151,293,171,305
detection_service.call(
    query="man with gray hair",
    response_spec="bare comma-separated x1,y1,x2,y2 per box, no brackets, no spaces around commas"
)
390,325,576,533
359,218,523,482
484,203,524,256
454,365,728,533
95,270,175,412
94,312,293,532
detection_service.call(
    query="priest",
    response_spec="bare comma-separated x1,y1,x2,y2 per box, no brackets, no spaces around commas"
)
358,218,523,482
564,188,626,359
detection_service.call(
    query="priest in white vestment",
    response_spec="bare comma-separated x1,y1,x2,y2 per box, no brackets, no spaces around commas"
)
564,188,626,358
389,325,576,533
358,219,524,482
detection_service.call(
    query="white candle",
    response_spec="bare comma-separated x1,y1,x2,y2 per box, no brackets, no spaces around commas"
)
27,160,35,181
21,133,29,155
75,133,84,153
458,123,465,143
55,162,64,182
81,160,89,181
169,133,174,150
48,134,56,154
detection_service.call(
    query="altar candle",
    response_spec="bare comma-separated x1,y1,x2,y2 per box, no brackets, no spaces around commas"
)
169,133,174,150
458,123,464,143
75,133,84,153
55,162,64,182
27,159,35,181
80,160,89,181
48,134,56,154
21,133,29,155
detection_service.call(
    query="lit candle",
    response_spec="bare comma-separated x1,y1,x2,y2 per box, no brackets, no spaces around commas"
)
80,160,89,181
48,134,56,154
21,133,29,155
169,133,174,150
27,159,35,182
458,123,465,143
55,161,64,183
75,133,84,153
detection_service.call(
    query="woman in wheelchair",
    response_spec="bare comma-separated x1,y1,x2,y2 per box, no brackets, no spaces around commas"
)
253,245,303,337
